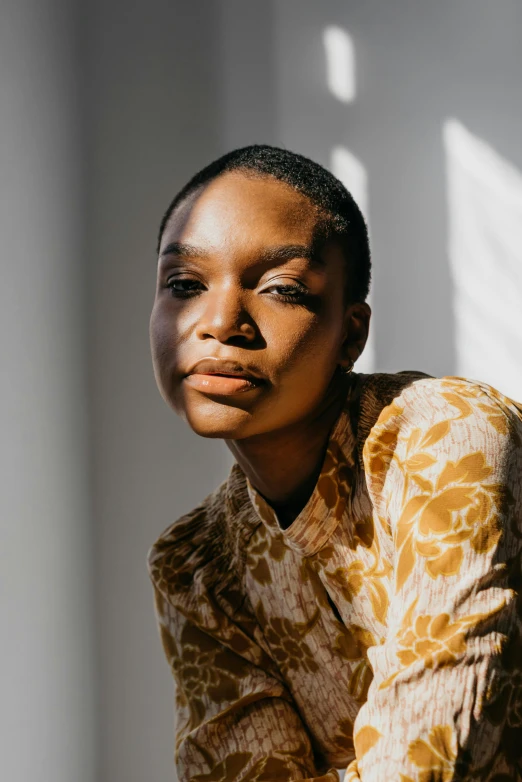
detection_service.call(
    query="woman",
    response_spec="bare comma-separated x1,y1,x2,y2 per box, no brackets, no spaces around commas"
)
147,145,522,781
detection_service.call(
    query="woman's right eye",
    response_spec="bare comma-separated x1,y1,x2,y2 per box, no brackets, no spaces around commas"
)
165,277,204,298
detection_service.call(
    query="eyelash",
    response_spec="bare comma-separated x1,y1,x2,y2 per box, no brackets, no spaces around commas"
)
165,278,309,302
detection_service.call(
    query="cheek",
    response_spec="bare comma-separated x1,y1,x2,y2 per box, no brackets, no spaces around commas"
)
149,304,181,385
149,311,186,415
265,307,343,377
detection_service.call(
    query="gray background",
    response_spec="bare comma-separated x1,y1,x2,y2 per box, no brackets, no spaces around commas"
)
2,1,521,780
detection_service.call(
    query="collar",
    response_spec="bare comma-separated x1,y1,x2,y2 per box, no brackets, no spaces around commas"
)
225,370,433,559
242,375,361,557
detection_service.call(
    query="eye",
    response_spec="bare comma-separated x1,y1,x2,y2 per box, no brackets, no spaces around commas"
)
165,276,204,298
262,280,310,302
163,276,310,302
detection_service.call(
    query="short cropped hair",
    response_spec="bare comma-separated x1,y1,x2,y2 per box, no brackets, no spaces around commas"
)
156,144,371,303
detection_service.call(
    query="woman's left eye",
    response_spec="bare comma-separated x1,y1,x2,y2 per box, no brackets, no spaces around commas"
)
263,281,309,301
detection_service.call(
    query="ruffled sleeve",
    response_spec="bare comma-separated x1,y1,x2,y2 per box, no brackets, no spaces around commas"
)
346,377,522,780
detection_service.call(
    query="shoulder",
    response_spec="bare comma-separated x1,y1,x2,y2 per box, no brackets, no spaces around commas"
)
147,469,275,672
146,479,228,606
146,462,259,618
362,373,522,501
371,374,522,439
359,375,522,571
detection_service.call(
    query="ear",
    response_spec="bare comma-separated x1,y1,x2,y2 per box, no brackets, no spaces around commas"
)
338,301,371,370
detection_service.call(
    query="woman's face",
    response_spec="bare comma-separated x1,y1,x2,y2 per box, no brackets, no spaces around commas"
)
150,172,370,439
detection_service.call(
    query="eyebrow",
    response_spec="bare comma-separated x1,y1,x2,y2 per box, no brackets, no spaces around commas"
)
160,241,325,267
160,241,208,259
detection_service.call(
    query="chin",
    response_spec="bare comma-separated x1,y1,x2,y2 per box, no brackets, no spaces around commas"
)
182,399,257,440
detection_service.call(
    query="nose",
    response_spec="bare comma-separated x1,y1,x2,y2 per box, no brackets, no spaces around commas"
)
194,283,257,344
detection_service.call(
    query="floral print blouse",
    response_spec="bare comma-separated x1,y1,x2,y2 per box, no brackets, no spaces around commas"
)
147,371,522,781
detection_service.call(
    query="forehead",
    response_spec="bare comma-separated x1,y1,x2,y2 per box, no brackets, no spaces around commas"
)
160,172,321,254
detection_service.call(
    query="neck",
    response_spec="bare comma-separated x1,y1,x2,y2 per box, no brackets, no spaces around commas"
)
225,371,352,526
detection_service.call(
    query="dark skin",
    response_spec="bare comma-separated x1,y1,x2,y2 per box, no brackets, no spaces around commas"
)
150,172,370,526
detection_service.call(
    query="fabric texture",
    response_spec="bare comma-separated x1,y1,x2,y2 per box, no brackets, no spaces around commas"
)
147,371,522,781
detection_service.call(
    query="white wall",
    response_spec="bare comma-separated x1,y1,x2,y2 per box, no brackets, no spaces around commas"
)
0,1,97,781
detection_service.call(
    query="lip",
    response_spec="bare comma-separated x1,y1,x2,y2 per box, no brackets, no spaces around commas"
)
186,357,265,380
184,357,266,396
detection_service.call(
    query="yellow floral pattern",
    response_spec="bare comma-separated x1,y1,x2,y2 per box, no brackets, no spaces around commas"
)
393,449,504,590
378,595,505,690
402,724,457,782
148,372,522,781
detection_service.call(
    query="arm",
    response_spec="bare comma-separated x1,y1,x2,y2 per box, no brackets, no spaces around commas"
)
148,514,340,782
346,378,522,780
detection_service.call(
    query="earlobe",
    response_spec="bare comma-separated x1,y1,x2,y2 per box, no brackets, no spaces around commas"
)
340,357,355,374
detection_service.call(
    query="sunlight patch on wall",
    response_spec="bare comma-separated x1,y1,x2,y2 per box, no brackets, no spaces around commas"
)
444,118,522,402
323,26,356,103
331,145,368,218
331,145,375,373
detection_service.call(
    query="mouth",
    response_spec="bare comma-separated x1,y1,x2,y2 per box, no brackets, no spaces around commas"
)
184,358,266,396
184,373,263,395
